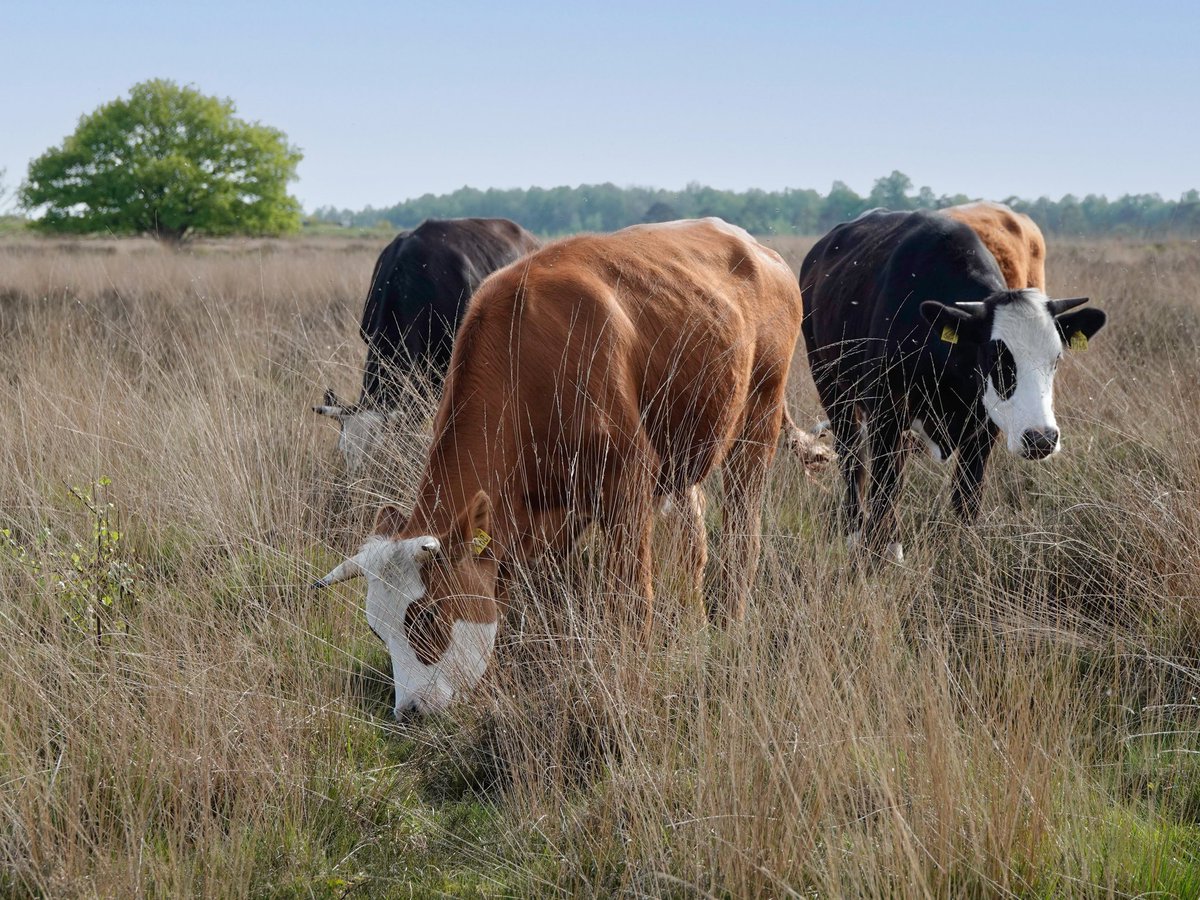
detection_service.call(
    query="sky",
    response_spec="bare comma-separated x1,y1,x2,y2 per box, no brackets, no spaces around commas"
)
3,1,1198,214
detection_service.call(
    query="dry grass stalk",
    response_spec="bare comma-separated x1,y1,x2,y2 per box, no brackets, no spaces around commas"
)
0,234,1197,897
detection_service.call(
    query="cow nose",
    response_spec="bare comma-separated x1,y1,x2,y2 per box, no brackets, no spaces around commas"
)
1020,428,1059,460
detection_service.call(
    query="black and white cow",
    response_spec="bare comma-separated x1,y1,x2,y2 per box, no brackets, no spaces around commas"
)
799,209,1106,562
315,218,540,472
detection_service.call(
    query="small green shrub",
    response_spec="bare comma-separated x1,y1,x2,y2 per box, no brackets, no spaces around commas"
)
2,476,143,642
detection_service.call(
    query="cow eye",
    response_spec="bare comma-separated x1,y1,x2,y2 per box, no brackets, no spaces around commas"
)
405,600,437,638
990,340,1017,400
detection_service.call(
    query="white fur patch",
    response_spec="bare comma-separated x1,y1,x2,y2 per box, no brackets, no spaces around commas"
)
337,410,387,474
910,418,946,463
984,292,1063,457
441,621,498,697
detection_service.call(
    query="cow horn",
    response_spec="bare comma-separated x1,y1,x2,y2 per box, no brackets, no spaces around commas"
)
313,553,365,588
313,387,346,419
1047,296,1090,317
412,537,441,564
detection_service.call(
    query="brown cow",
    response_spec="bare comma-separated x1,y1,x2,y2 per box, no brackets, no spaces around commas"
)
316,218,805,715
941,201,1047,290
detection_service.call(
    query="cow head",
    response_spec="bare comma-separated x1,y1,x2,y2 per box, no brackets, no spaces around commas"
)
314,492,499,717
313,388,392,475
921,291,1107,459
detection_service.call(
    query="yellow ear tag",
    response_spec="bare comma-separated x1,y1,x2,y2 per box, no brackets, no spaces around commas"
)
471,528,492,555
1069,331,1089,352
940,325,959,345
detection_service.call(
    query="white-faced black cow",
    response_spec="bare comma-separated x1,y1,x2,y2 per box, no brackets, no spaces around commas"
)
315,218,540,472
800,209,1106,562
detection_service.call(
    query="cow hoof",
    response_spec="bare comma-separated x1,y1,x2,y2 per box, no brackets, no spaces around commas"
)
847,532,904,567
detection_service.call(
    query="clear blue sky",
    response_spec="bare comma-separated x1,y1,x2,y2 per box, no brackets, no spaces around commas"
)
4,1,1197,213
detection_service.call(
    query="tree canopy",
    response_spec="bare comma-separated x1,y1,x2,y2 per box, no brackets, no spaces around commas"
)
20,80,302,243
315,170,1200,239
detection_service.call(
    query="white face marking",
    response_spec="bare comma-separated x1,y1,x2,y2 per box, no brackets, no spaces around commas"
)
383,619,496,717
982,292,1063,457
909,418,946,463
435,620,498,704
339,536,496,716
336,410,386,474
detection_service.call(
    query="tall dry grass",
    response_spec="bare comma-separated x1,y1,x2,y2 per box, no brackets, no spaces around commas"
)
0,233,1198,897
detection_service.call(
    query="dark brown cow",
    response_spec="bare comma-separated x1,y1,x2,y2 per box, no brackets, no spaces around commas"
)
941,201,1047,291
316,218,806,715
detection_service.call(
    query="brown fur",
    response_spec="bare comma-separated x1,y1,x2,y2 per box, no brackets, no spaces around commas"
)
385,218,806,647
941,202,1047,290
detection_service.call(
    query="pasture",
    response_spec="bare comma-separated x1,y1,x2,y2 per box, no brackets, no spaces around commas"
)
1,233,1198,897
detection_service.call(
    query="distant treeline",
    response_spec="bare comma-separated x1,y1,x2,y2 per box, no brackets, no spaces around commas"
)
313,171,1200,238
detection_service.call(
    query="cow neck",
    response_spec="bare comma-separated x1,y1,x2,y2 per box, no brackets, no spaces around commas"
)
404,411,515,555
402,331,531,557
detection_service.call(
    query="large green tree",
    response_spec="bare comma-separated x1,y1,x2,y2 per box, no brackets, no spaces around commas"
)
20,79,302,243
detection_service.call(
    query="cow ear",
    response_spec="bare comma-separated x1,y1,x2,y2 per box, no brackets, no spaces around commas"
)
449,490,493,559
920,301,990,345
1055,307,1107,348
372,504,409,536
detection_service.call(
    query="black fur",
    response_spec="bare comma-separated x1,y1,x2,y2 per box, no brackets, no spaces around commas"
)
359,218,539,406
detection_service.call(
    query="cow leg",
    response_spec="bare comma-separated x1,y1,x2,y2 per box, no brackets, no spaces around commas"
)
660,485,707,608
862,415,911,563
829,400,867,538
715,402,779,626
599,461,657,640
951,422,997,522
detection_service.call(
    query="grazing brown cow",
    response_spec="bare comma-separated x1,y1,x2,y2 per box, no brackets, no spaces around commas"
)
316,218,805,715
941,201,1047,290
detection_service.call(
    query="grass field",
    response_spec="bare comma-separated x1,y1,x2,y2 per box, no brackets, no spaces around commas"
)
1,232,1198,897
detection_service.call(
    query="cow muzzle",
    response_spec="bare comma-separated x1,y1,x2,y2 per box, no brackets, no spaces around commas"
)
1019,427,1060,460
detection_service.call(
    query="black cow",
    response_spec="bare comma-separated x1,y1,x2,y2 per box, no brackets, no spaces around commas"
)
800,209,1106,562
315,218,540,472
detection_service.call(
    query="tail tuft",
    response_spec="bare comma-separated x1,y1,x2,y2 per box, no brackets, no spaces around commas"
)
781,409,835,469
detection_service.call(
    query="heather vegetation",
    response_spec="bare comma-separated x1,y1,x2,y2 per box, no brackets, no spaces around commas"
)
0,235,1197,896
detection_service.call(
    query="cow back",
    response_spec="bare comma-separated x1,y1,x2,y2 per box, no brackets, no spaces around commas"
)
359,218,540,405
941,202,1047,291
424,218,804,514
800,210,1007,408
